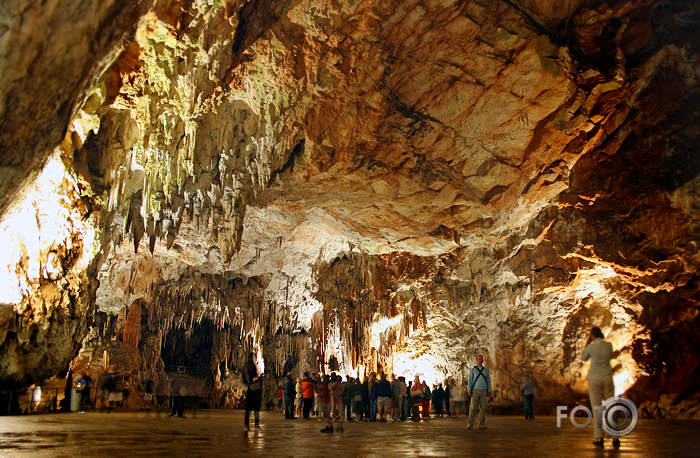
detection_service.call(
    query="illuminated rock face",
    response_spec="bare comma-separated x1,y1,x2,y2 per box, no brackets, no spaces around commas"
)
1,0,699,415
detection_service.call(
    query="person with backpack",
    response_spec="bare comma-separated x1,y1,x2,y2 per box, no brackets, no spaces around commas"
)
422,380,432,419
467,355,492,429
243,353,263,430
169,366,187,418
282,372,296,419
409,375,423,421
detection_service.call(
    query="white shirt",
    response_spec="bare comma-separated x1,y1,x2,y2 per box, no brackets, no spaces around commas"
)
582,337,613,380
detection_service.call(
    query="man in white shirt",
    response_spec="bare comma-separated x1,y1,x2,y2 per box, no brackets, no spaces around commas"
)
467,354,492,429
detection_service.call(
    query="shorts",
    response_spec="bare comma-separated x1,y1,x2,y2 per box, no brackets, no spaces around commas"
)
332,400,344,419
318,401,329,416
144,393,153,401
377,397,392,411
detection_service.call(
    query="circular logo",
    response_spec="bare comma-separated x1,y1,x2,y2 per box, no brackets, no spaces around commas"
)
602,396,639,437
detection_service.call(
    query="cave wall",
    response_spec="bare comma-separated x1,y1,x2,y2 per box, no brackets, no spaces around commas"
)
0,0,699,416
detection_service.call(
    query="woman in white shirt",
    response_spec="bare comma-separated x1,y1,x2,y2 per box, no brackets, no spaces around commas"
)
582,326,617,447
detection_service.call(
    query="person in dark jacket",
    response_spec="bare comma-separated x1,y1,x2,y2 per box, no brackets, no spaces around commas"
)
404,381,413,420
343,377,355,421
169,366,187,418
282,372,296,419
360,376,369,421
368,373,378,422
376,373,393,421
444,378,452,417
433,383,445,417
244,353,263,430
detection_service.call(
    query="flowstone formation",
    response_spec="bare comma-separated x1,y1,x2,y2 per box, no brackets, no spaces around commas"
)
1,0,699,416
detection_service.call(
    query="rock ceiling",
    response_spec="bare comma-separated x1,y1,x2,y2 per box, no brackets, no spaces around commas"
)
1,0,699,414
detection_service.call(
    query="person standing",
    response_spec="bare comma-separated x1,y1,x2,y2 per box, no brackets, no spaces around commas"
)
318,374,331,421
467,355,492,429
422,381,431,419
295,377,303,418
450,381,462,417
360,376,369,421
282,372,296,419
343,377,355,421
376,372,392,422
368,373,378,422
169,366,187,418
404,380,413,420
445,378,454,416
312,373,321,419
322,373,344,433
457,380,468,417
410,375,423,421
143,375,155,411
520,375,536,419
301,371,315,419
243,353,263,430
433,383,445,417
76,371,92,413
582,326,618,447
63,368,73,412
390,374,403,421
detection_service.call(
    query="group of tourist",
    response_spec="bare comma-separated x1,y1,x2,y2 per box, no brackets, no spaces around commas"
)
272,353,498,433
261,325,618,447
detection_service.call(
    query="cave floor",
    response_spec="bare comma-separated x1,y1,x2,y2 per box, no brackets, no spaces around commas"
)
0,410,697,457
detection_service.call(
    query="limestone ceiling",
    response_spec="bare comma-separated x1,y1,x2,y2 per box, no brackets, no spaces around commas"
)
2,0,692,263
0,0,693,306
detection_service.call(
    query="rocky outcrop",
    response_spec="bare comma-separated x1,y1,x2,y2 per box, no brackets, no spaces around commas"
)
0,157,102,388
1,0,699,415
0,0,154,220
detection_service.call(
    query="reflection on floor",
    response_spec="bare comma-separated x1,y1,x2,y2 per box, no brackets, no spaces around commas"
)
0,410,697,457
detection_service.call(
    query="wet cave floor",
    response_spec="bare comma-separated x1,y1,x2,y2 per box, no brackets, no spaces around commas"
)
0,409,697,457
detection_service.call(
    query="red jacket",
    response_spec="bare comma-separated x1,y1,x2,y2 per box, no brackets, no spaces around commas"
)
301,377,315,399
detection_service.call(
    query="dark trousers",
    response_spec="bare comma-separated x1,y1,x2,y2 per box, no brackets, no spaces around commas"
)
170,396,184,417
354,400,364,419
524,395,535,418
245,389,262,427
284,395,295,418
79,389,90,412
435,399,444,416
302,397,314,418
445,395,451,415
401,397,409,420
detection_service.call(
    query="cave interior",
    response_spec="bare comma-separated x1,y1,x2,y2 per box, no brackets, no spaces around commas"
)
0,0,699,418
